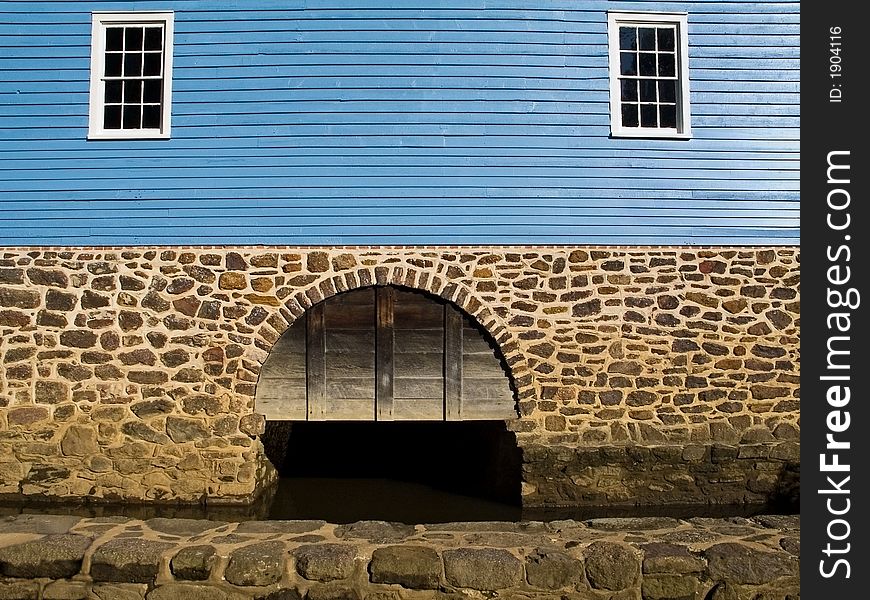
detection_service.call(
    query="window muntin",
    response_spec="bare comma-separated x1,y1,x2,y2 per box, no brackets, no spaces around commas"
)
607,12,690,138
89,12,174,139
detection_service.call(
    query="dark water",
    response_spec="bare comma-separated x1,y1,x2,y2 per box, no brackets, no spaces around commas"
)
264,476,794,524
0,421,796,522
0,476,794,523
267,477,521,523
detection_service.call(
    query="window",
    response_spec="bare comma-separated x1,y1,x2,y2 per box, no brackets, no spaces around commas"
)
607,11,690,138
88,12,174,139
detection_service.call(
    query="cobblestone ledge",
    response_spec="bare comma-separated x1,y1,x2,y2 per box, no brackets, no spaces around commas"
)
0,514,799,599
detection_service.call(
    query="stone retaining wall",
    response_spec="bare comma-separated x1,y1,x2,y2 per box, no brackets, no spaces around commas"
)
0,246,800,505
0,514,799,600
521,441,799,507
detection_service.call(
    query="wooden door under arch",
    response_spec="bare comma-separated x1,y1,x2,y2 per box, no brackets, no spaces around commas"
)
256,286,516,421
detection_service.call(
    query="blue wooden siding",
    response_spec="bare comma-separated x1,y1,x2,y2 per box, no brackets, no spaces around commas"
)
0,0,799,246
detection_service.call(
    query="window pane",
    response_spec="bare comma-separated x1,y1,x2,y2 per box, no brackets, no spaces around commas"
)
144,27,163,51
124,53,143,77
638,28,656,51
124,27,144,51
639,53,656,76
143,53,162,76
142,105,161,129
143,79,162,103
124,80,142,103
621,103,639,128
619,27,637,50
657,28,675,52
658,80,677,103
105,53,122,77
620,52,637,76
104,80,122,103
104,105,122,129
660,105,677,128
659,54,676,77
106,28,123,51
620,79,638,102
123,105,142,129
640,104,658,128
640,79,657,102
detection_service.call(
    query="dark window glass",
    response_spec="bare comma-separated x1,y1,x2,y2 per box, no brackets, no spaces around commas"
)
106,28,123,51
640,79,657,102
658,80,677,103
123,105,141,129
142,105,161,129
620,52,637,76
144,27,163,51
639,53,656,76
105,53,122,77
104,80,122,103
638,28,656,50
123,80,142,103
620,80,638,102
621,104,639,128
124,53,143,77
143,53,162,76
104,105,122,129
143,79,162,103
124,27,143,51
657,28,675,51
619,27,637,50
640,104,658,127
659,54,676,77
660,105,677,128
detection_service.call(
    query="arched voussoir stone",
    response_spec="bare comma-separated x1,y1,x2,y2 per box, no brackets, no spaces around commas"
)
244,260,538,409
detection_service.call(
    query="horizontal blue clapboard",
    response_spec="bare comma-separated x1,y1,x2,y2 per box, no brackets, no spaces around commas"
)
0,0,799,246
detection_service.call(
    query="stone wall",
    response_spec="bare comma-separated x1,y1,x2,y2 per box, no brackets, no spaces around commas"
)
0,514,800,600
0,246,800,505
521,442,799,508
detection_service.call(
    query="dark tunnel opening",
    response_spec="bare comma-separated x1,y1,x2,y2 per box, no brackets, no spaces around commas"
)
261,420,522,523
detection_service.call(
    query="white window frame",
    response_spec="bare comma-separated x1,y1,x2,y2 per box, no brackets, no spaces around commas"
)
88,11,174,140
607,11,691,139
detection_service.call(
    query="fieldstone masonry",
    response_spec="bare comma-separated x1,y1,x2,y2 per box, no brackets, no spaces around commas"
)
0,514,800,600
0,247,799,506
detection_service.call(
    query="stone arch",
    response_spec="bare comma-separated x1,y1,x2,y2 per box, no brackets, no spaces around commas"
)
239,260,535,417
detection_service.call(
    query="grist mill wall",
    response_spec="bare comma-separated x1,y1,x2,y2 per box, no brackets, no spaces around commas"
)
0,246,800,506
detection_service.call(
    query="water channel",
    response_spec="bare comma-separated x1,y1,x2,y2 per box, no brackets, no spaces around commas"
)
0,421,797,523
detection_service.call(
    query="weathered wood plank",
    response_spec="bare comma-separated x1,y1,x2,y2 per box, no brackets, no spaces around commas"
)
257,393,307,421
392,397,444,421
394,301,444,328
394,378,443,400
460,401,518,420
462,326,498,354
258,378,307,399
325,330,376,352
376,286,395,421
327,287,375,306
321,304,376,329
394,329,444,354
324,351,376,376
306,307,325,419
259,355,307,379
463,353,508,379
394,352,443,378
461,377,514,401
259,320,307,379
324,379,376,400
276,320,308,352
445,305,463,421
311,397,375,421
